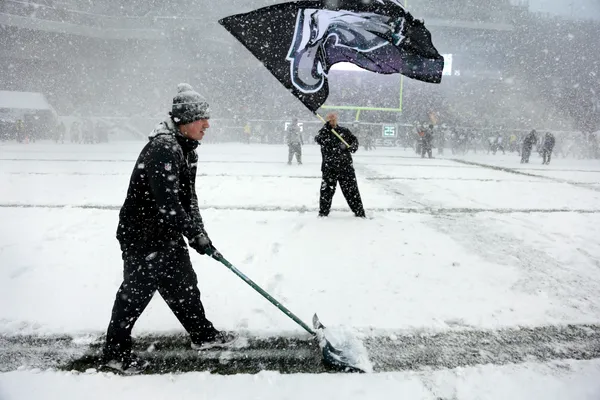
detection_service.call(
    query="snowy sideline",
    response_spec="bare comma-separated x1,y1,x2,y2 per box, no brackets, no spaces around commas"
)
1,360,599,400
1,142,600,398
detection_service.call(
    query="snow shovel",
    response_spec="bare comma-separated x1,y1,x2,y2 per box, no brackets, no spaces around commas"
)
208,250,365,372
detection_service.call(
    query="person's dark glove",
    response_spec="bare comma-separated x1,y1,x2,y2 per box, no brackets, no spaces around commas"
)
189,233,221,258
189,233,211,254
339,142,348,151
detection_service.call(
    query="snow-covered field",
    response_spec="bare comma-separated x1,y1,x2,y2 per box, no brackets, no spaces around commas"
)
1,142,600,399
2,360,600,400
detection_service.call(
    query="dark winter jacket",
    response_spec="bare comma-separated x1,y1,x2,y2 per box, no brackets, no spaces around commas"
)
523,132,537,149
286,125,303,146
315,123,359,172
422,130,434,149
116,119,205,254
543,134,555,150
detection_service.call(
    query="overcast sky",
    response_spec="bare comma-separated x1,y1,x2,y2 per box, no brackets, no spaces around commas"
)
528,0,600,20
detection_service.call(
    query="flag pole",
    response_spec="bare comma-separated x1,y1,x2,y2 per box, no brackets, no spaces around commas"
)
315,112,351,147
399,0,407,113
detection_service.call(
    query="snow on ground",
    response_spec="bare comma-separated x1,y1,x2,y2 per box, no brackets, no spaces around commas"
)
1,143,600,336
0,174,402,209
1,360,599,400
1,142,600,398
454,152,600,183
2,207,600,335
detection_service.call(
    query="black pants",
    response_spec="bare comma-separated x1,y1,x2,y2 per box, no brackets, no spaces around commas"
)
421,145,432,158
104,242,215,361
288,144,302,164
521,146,532,163
542,148,552,164
319,168,365,217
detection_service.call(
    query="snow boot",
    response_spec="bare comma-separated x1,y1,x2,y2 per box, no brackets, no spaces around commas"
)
191,331,238,350
103,354,149,375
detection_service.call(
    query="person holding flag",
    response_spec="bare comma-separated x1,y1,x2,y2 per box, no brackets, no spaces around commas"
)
315,113,365,218
219,0,443,215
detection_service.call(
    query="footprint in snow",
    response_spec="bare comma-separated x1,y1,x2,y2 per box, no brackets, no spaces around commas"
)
266,273,283,292
292,223,305,232
271,242,281,254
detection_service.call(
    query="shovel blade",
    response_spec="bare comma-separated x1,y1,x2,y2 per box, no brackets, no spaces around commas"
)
312,314,367,373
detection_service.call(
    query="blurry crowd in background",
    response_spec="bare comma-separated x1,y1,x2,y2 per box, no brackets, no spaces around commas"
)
409,123,599,160
1,112,598,165
1,0,599,161
0,116,110,144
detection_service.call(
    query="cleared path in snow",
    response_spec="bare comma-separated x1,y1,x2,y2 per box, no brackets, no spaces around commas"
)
1,324,599,374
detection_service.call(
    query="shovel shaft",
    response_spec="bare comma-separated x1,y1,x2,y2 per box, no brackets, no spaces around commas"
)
214,254,315,336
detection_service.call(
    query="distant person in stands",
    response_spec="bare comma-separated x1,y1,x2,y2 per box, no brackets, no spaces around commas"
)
521,129,537,163
70,121,81,143
541,132,555,165
358,123,374,151
369,131,377,150
421,124,434,159
508,133,518,153
0,119,9,141
83,120,95,144
588,132,599,159
403,131,411,150
437,125,447,155
486,133,497,154
26,115,36,143
286,118,303,165
96,121,109,143
415,123,425,155
467,131,479,154
494,134,505,155
243,123,251,144
54,122,66,144
15,119,24,143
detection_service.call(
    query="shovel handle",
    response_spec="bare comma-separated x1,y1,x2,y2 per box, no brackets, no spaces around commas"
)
210,251,316,336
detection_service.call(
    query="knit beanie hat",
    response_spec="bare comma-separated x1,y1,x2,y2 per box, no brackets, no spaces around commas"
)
170,83,210,125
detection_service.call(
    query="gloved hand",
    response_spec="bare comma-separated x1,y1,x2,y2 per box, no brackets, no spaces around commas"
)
189,233,221,258
189,233,211,254
339,142,348,151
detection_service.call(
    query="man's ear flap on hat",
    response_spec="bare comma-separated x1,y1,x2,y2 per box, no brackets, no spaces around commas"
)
169,111,181,125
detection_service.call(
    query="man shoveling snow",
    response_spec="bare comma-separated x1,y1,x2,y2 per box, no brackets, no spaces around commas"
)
102,84,236,374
